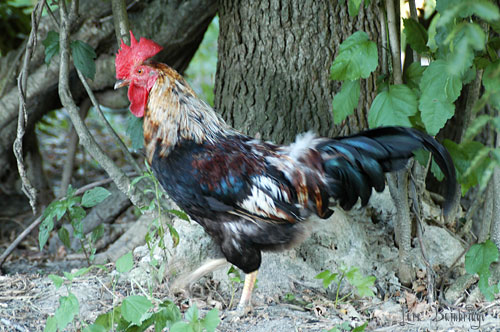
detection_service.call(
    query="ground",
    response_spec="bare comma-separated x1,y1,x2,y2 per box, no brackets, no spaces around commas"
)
1,111,499,332
2,204,500,332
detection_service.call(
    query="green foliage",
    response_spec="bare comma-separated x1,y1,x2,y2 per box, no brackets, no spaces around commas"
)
43,30,97,80
227,265,243,309
332,80,360,124
0,1,31,55
330,0,500,196
325,321,367,332
45,266,105,331
330,31,378,81
115,252,134,274
315,266,375,306
368,84,417,128
70,40,97,79
403,18,429,54
465,240,500,301
126,115,144,150
39,186,111,264
43,31,60,64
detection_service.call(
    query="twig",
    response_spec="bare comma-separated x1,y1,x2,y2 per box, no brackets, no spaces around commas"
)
76,69,143,175
57,0,148,209
60,98,91,196
13,0,47,215
385,0,402,84
409,177,435,303
43,1,59,27
0,214,43,269
111,0,131,45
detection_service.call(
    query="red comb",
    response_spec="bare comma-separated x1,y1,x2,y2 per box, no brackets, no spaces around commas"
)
115,31,163,79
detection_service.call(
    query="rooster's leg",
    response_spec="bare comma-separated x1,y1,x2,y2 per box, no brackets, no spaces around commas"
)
236,270,258,311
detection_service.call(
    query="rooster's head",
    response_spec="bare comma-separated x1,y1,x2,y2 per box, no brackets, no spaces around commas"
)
115,31,163,117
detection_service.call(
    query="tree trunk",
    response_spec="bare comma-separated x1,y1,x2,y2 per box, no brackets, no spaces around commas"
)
215,0,383,143
0,0,217,214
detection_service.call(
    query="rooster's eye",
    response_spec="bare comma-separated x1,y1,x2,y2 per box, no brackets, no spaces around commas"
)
137,68,143,74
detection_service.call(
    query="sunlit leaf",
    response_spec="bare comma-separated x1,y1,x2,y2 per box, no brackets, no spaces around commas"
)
81,187,111,208
330,31,378,80
368,84,417,128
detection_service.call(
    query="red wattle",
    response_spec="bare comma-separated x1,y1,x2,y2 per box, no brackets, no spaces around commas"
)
128,82,147,117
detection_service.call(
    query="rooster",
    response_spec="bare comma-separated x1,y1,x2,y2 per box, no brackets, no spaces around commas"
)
114,31,456,312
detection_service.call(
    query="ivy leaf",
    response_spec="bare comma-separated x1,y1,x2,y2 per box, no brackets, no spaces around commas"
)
121,295,153,326
348,0,363,17
403,18,428,54
43,31,59,64
126,115,144,150
332,80,360,124
330,31,378,80
70,40,96,80
419,60,462,135
81,187,111,208
368,84,417,128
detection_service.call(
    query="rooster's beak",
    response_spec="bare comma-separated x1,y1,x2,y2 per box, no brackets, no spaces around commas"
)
114,79,129,89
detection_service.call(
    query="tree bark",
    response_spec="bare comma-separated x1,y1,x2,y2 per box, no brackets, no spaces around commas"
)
215,0,383,143
0,0,217,213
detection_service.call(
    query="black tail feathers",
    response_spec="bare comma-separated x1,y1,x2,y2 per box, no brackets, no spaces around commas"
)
318,126,457,214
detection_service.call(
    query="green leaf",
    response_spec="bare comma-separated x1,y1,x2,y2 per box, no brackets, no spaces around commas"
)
82,324,107,332
116,251,134,273
81,187,111,208
43,316,57,332
201,308,220,332
348,0,363,17
419,97,455,135
121,295,153,326
185,304,199,323
419,60,462,135
48,274,64,289
403,18,428,54
368,84,417,128
170,321,191,332
315,270,338,289
167,223,180,247
58,227,71,248
466,240,498,274
42,31,59,64
91,224,105,243
330,31,378,80
463,115,491,141
55,292,80,330
438,0,500,26
483,60,500,93
446,23,485,76
332,80,360,124
39,203,59,250
126,115,144,150
168,209,190,221
70,40,96,80
352,322,368,332
404,62,425,90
